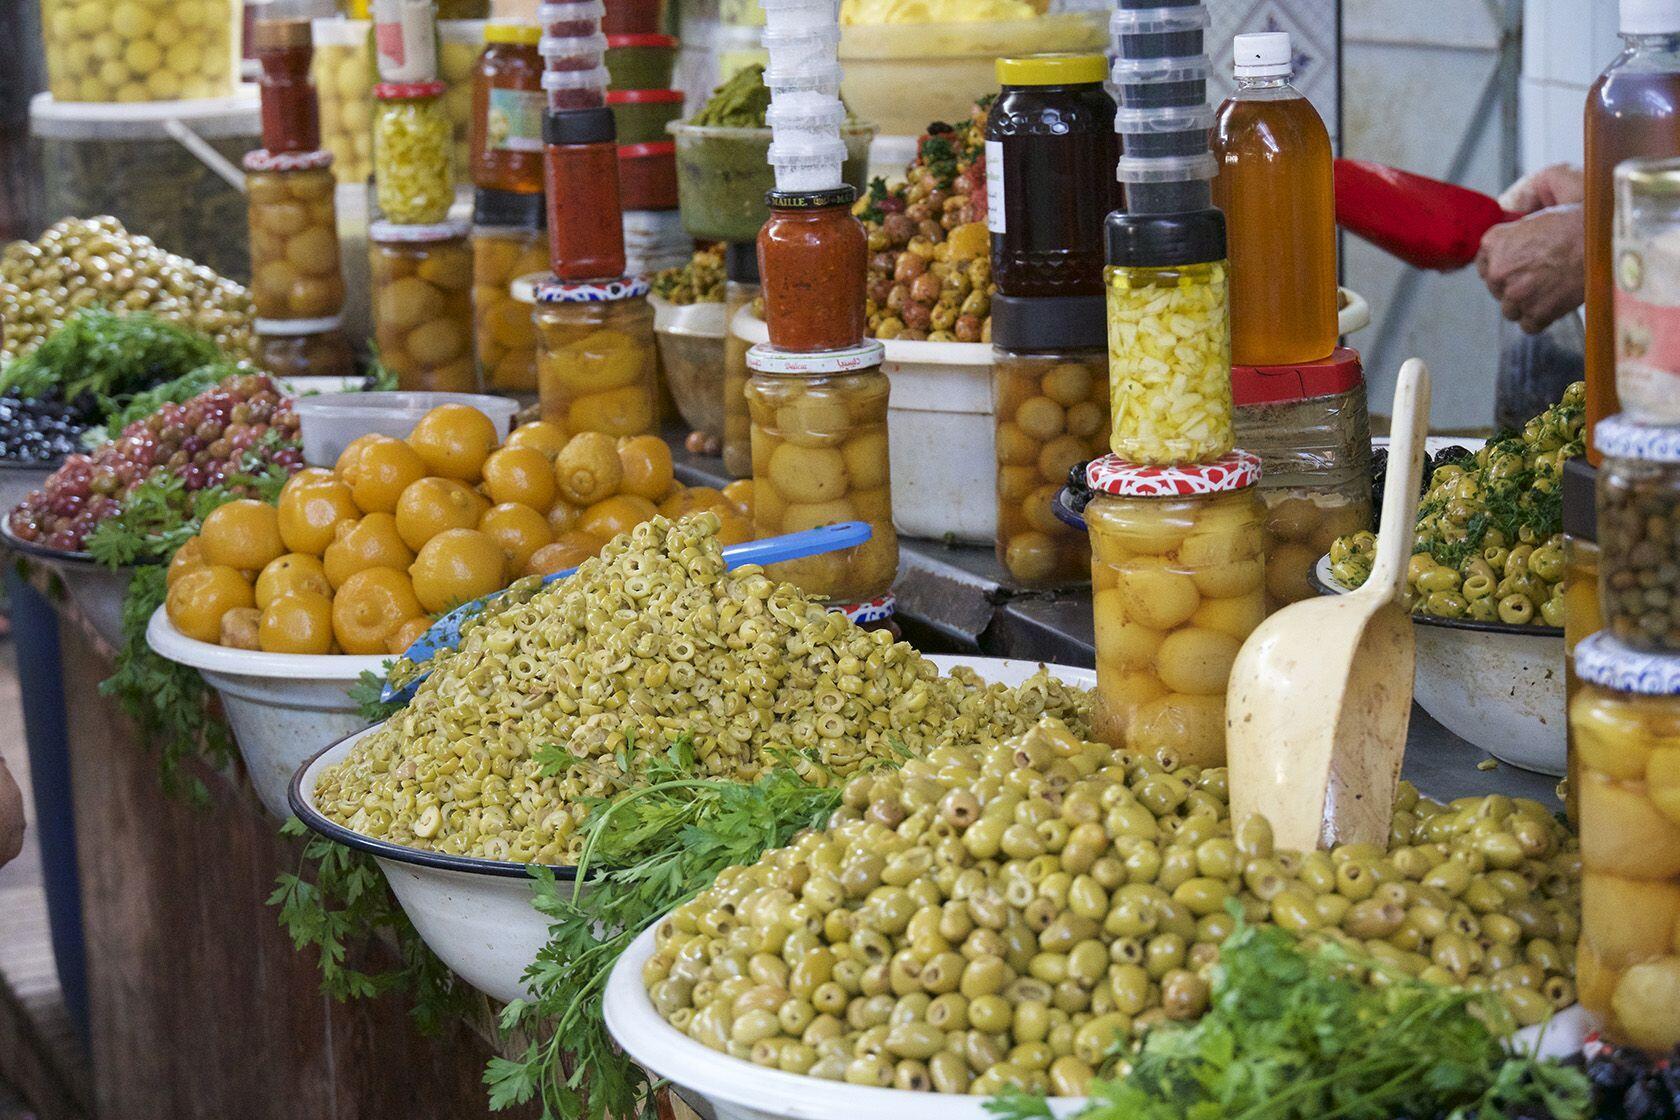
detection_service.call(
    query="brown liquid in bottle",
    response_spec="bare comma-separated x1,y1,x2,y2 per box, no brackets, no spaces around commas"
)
1585,55,1680,463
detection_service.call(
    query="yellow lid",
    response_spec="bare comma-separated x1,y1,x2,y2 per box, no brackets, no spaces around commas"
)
486,21,541,45
996,53,1108,87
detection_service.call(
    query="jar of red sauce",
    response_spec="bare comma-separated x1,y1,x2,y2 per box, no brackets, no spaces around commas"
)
252,16,319,153
471,22,545,194
544,107,626,281
757,186,868,353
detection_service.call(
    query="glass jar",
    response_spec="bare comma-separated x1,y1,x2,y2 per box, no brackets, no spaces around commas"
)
254,318,358,379
369,219,477,391
373,80,455,224
245,150,346,322
1231,347,1373,610
1597,414,1680,650
253,16,320,153
722,245,760,480
746,342,899,605
991,294,1110,586
759,187,869,353
473,191,548,394
1085,450,1265,767
535,277,660,436
1564,457,1601,827
544,107,628,280
470,22,545,193
1571,632,1680,1054
985,54,1119,299
1615,157,1680,425
41,0,238,103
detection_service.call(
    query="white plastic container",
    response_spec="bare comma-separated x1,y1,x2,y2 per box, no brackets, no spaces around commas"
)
651,295,728,439
293,391,520,465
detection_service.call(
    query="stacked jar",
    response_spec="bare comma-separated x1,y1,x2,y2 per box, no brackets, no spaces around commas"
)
470,20,546,194
721,243,761,479
535,277,660,435
371,219,478,390
1563,457,1601,826
472,189,548,395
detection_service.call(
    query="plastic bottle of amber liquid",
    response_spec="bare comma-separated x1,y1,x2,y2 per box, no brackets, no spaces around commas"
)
1210,32,1337,367
1585,0,1680,463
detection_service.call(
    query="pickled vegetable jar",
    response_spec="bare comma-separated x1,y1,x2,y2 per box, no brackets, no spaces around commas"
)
42,0,238,103
722,245,760,480
254,318,357,379
1104,207,1234,465
1232,347,1373,609
244,150,346,323
746,342,899,605
1564,457,1601,826
1572,631,1680,1054
535,277,660,436
369,219,477,391
1597,414,1680,650
470,22,545,193
373,80,455,225
1086,450,1264,766
473,191,548,393
759,186,869,353
991,293,1109,586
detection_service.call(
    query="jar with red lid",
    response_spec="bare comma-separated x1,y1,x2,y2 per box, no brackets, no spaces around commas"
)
544,107,627,280
607,88,685,145
254,317,358,380
370,219,477,391
1231,347,1372,610
373,80,455,224
758,186,868,353
603,32,677,90
1085,450,1265,766
252,16,320,153
534,276,659,436
245,149,346,322
471,22,546,193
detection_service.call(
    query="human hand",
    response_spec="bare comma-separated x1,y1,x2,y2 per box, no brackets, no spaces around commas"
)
1498,163,1585,213
0,756,22,869
1475,204,1586,334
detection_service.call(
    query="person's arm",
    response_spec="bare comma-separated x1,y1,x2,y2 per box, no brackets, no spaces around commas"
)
0,755,22,868
1475,203,1586,334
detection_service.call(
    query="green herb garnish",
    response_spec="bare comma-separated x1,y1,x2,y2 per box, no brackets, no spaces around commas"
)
0,308,221,405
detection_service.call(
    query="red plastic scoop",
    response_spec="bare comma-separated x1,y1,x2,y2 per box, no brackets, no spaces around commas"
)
1333,159,1522,271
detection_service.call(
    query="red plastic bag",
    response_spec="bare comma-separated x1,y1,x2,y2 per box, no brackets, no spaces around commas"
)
1333,159,1520,271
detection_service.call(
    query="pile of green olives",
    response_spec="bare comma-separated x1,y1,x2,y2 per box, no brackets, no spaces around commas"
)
643,716,1581,1095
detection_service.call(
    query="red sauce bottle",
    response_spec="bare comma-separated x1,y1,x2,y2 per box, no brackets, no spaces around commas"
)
757,187,868,352
543,107,626,281
252,17,319,154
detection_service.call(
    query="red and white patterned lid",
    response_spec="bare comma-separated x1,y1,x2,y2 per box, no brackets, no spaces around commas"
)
829,594,895,623
243,148,334,172
1087,449,1261,497
373,80,447,100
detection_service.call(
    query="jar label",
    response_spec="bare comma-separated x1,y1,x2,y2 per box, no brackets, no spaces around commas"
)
986,140,1006,235
1616,244,1680,409
488,88,545,152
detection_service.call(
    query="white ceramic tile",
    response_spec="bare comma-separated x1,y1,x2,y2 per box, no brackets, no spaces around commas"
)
1522,0,1551,81
1343,0,1500,47
1520,75,1553,172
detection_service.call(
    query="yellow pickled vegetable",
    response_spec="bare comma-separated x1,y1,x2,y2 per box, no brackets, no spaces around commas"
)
373,91,454,225
840,0,1037,22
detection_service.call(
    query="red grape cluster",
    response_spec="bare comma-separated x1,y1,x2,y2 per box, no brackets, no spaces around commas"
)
8,373,303,553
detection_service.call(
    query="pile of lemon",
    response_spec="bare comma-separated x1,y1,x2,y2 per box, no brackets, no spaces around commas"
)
164,403,753,655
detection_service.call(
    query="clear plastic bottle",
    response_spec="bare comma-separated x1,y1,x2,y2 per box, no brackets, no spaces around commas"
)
1210,31,1337,367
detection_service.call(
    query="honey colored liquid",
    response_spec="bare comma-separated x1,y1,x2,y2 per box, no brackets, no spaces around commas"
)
1211,88,1339,367
1585,58,1680,463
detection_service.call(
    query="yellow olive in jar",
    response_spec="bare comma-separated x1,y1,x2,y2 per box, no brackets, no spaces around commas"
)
775,396,851,449
1016,397,1065,441
568,386,656,436
1093,592,1163,669
769,443,848,505
851,488,892,524
1583,871,1680,967
1099,669,1168,711
1580,769,1680,878
1612,958,1680,1052
1065,402,1104,440
1088,508,1187,558
1264,495,1321,542
1038,436,1087,484
1574,701,1654,781
1154,629,1242,696
1041,363,1093,407
1024,485,1065,535
782,499,857,534
418,252,471,291
1128,693,1225,769
261,201,309,237
406,319,468,366
1189,595,1264,642
997,423,1037,466
1265,543,1320,605
380,276,444,330
999,466,1037,502
1191,557,1264,600
1005,532,1063,585
287,227,339,275
1115,564,1200,630
841,431,890,491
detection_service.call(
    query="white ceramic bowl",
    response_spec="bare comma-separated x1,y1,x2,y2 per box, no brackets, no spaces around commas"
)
1312,556,1565,775
289,655,1096,1004
146,606,386,818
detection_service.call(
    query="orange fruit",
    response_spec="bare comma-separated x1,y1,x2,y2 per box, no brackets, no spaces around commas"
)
386,616,432,656
394,477,484,551
255,553,333,609
547,502,582,535
332,567,424,654
525,531,604,577
482,446,558,510
479,502,554,570
334,434,387,483
721,479,755,516
167,537,208,589
221,607,261,650
323,513,415,588
406,403,499,482
199,499,286,571
281,466,337,504
617,435,674,502
350,436,427,514
580,494,658,542
410,528,508,613
167,564,256,643
259,591,335,654
554,431,623,505
660,486,726,520
504,420,568,461
277,477,358,555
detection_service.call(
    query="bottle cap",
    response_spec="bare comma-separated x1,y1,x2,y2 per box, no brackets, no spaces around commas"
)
1233,31,1293,78
486,21,542,44
1109,5,1209,35
1575,631,1680,695
990,294,1106,352
369,217,471,242
765,185,856,208
473,187,546,228
1230,348,1362,407
543,105,617,144
255,315,345,336
373,79,447,99
535,275,651,301
1086,449,1261,497
1622,0,1680,34
995,54,1108,87
243,148,334,171
1104,206,1225,267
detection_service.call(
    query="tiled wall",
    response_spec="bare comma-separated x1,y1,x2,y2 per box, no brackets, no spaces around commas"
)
1520,0,1621,171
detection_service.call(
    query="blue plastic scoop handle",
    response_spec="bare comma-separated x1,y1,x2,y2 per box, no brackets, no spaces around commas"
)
378,521,873,704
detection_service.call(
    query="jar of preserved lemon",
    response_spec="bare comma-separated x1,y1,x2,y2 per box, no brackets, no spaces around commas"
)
369,219,477,391
1085,449,1264,767
472,189,547,395
1571,631,1680,1054
535,276,660,437
373,79,455,224
254,316,357,379
1565,458,1601,826
41,0,239,103
722,244,760,480
244,149,346,323
746,341,899,605
991,294,1110,586
1104,207,1233,465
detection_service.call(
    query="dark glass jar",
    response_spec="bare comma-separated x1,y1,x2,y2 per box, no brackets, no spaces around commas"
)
985,54,1120,298
470,23,545,194
253,17,319,153
757,186,868,353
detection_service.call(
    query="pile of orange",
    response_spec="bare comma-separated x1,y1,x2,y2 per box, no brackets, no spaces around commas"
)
164,403,754,655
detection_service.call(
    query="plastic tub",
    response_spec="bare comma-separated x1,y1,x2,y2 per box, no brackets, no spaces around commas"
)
651,294,726,439
669,121,875,242
294,391,519,465
600,0,663,34
604,33,678,89
607,88,686,143
619,141,678,209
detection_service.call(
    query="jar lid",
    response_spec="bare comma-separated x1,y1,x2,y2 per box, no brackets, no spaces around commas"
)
1109,53,1211,86
373,80,448,100
1115,151,1218,184
251,16,314,50
1563,457,1597,542
1594,413,1680,463
747,341,885,374
535,275,651,301
1109,5,1210,35
256,315,345,336
243,148,334,172
831,594,895,623
620,140,676,158
605,32,678,47
996,53,1108,87
538,0,606,16
486,21,542,45
510,270,547,303
1231,347,1363,406
607,88,686,104
1575,631,1680,695
1086,449,1261,497
540,66,611,92
990,293,1106,352
369,218,471,242
1105,206,1225,267
1113,104,1215,134
473,187,546,228
544,104,616,144
765,185,857,209
539,32,609,56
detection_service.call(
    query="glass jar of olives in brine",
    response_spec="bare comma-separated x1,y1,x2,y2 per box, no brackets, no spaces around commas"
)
244,149,346,323
1596,414,1680,650
369,219,477,392
534,276,661,438
746,341,898,605
1085,450,1264,767
1564,457,1602,826
722,244,760,480
254,316,357,380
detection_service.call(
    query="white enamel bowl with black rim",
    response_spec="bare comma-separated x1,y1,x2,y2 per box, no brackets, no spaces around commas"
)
288,656,1097,1005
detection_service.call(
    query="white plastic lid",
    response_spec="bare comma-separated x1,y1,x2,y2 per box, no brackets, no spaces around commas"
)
1575,631,1680,695
1109,53,1210,85
1233,31,1292,78
769,133,847,162
1115,151,1217,183
747,340,884,374
369,217,471,241
766,98,846,132
539,32,608,56
1595,412,1680,462
311,15,369,46
1110,5,1210,35
537,0,605,17
540,65,611,90
28,89,260,140
763,62,844,95
1623,0,1680,33
441,18,488,44
1113,104,1213,133
510,270,547,303
256,315,345,335
760,24,841,49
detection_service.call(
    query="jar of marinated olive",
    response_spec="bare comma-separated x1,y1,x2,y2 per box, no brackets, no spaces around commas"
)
991,293,1110,586
1571,631,1680,1054
1085,449,1264,767
473,189,548,395
535,276,660,437
372,80,455,225
1232,347,1373,610
254,316,358,379
1104,207,1234,465
1597,413,1680,650
746,341,899,605
244,149,346,323
722,244,760,480
41,0,239,103
369,218,477,391
1565,457,1602,826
